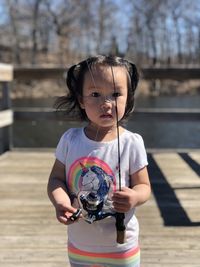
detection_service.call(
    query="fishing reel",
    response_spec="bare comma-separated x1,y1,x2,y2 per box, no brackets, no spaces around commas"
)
69,191,126,244
78,191,115,224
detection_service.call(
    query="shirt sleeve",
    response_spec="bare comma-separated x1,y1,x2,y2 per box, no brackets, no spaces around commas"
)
129,133,148,175
55,130,71,164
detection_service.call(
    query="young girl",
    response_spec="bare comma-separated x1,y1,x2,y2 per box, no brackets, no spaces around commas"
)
47,55,151,267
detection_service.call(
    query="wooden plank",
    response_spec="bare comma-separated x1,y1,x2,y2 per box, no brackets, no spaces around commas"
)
13,67,200,81
0,263,68,267
13,107,200,121
152,153,200,223
14,67,66,80
0,150,200,267
0,109,13,128
142,67,200,80
153,153,200,187
0,63,13,81
0,81,12,153
132,108,200,121
189,152,200,165
0,150,68,266
13,108,78,121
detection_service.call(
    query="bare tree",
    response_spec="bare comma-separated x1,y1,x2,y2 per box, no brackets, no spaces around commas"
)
181,0,200,64
91,0,118,55
6,0,22,64
171,3,183,64
96,0,105,53
31,0,43,64
127,0,164,65
45,0,87,63
1,0,200,66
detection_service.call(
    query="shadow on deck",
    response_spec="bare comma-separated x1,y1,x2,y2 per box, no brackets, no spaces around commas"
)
148,153,200,227
0,149,200,267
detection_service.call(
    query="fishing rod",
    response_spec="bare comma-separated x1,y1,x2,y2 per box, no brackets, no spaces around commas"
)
70,59,126,244
110,66,126,244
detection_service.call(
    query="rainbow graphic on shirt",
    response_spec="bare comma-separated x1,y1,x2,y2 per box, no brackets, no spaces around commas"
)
67,156,116,194
68,242,140,266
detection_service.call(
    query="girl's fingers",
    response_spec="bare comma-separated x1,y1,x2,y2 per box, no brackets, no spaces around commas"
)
112,193,129,203
57,210,80,225
56,203,77,213
57,214,68,224
113,201,128,209
56,204,81,225
112,187,137,211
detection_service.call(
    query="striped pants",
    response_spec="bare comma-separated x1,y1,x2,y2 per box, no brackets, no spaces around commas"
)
68,242,140,267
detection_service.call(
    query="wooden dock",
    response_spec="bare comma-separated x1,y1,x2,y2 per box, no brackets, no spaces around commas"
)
0,150,200,267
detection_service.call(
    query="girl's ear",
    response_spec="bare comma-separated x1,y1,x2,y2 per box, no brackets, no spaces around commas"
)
78,95,85,109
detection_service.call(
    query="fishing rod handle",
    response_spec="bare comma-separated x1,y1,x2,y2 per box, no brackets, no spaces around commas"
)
116,229,126,244
115,212,126,244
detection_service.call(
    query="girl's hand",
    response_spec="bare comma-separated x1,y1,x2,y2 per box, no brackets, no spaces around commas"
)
48,160,82,225
112,187,139,213
55,203,81,225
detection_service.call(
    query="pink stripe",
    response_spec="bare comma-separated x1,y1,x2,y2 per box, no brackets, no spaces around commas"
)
68,243,139,259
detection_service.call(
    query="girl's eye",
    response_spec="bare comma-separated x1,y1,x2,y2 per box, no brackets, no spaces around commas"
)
91,92,101,97
112,92,121,98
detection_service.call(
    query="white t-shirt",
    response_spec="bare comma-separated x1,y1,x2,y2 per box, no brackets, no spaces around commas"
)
55,127,148,253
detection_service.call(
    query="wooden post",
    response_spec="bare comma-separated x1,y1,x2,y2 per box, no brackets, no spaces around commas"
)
0,63,13,154
2,82,12,151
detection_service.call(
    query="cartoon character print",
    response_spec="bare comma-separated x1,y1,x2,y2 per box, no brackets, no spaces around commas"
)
67,157,116,223
80,162,113,200
78,162,115,223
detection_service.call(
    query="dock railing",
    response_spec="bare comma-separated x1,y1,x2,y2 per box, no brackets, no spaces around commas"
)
13,66,200,120
1,66,200,154
0,63,13,153
13,66,200,123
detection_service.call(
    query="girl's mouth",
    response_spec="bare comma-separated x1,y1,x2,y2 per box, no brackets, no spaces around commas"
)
100,114,113,119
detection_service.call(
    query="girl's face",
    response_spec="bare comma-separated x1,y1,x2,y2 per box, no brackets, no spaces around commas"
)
80,65,128,131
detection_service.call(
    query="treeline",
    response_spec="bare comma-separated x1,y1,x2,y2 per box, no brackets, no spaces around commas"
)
0,0,200,66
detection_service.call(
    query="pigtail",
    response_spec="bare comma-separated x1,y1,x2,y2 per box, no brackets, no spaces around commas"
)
122,60,139,117
129,62,139,92
54,64,81,117
66,64,79,95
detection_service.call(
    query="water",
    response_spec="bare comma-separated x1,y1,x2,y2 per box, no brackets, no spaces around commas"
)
12,95,200,149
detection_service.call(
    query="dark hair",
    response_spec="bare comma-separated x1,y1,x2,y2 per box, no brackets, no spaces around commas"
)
55,55,139,120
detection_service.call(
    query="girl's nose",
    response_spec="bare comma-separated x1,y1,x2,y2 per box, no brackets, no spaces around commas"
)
100,98,113,111
105,96,112,103
102,95,112,103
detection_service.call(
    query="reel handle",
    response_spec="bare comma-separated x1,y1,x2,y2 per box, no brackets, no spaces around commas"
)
70,209,82,222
